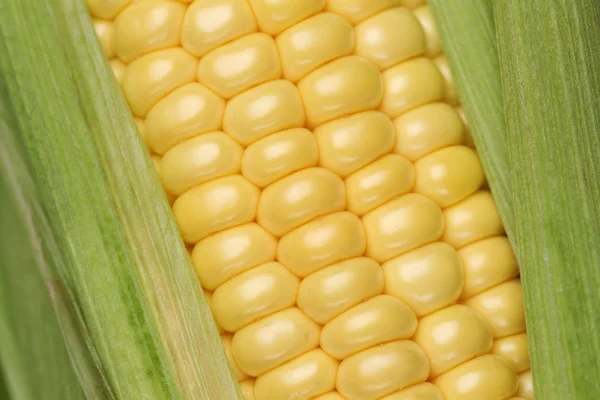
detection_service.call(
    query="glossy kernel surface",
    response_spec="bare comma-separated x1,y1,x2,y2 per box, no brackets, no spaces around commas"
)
240,380,256,400
492,333,530,373
433,55,459,105
517,371,534,399
248,0,325,35
86,0,130,19
222,333,250,381
326,0,406,25
92,19,115,58
382,383,444,400
413,5,442,57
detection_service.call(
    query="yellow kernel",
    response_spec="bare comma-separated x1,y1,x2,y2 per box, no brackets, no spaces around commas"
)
239,379,255,400
145,83,225,155
192,223,277,290
248,0,325,35
122,48,197,117
113,1,185,62
326,0,405,25
346,154,415,216
297,257,382,324
221,333,249,381
355,8,425,70
203,289,224,333
86,0,130,20
314,393,345,400
379,57,444,118
393,103,464,162
321,295,418,360
212,262,300,332
517,371,534,399
232,307,320,377
92,19,114,58
150,155,176,205
382,242,463,317
337,340,430,400
381,383,444,400
173,175,259,243
458,236,519,299
443,190,505,248
257,168,346,237
314,111,395,177
298,56,383,128
223,80,306,146
110,59,126,85
242,128,318,188
181,0,257,57
492,333,531,373
413,5,442,57
455,106,475,148
509,398,528,400
434,355,518,400
277,212,366,277
276,12,354,82
414,146,485,208
362,193,445,263
433,55,459,105
464,279,526,339
161,132,243,195
254,349,338,400
398,0,425,7
414,304,493,377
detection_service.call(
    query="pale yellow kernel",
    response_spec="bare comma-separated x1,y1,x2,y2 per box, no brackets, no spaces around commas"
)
321,295,417,360
202,289,224,333
197,33,281,99
379,57,444,118
122,48,197,117
240,379,255,400
223,80,306,146
398,0,425,8
248,0,325,35
382,242,463,317
86,0,130,20
145,83,225,155
434,355,518,400
326,0,404,25
254,349,338,400
509,398,528,400
381,383,444,400
414,304,493,377
297,257,383,324
337,340,430,400
150,155,176,205
257,168,346,237
443,190,505,248
433,55,459,105
458,236,519,299
277,212,366,277
465,279,526,339
110,59,126,85
221,333,249,381
92,19,114,58
414,146,485,208
173,175,259,244
414,5,442,57
355,8,425,70
492,333,531,373
345,154,414,216
314,393,345,400
393,103,465,162
362,193,444,263
192,223,277,290
276,12,354,82
517,371,534,399
212,262,300,332
455,106,475,148
314,111,395,177
232,307,320,377
298,56,383,128
181,0,257,57
135,117,147,151
113,1,185,62
242,128,318,187
161,132,243,195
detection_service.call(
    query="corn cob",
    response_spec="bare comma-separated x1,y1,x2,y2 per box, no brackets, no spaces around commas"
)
89,0,534,399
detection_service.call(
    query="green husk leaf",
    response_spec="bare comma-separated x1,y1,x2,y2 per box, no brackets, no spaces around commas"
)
0,0,241,398
494,1,600,398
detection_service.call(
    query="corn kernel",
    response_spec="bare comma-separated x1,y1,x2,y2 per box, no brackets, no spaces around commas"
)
345,154,414,216
202,289,224,333
458,236,519,298
314,393,345,400
242,128,318,187
161,132,243,195
150,155,176,205
221,333,249,381
413,5,442,57
257,168,346,237
298,56,383,128
433,55,459,105
465,279,526,339
232,307,320,376
239,379,255,400
355,8,425,70
223,80,306,146
337,340,430,400
181,0,257,57
362,193,444,263
192,223,277,290
212,262,300,332
92,19,114,59
277,12,354,82
277,211,366,277
455,106,475,148
492,333,530,373
254,349,338,400
297,257,383,324
326,0,405,25
381,383,444,400
315,111,395,177
86,0,130,20
414,304,493,377
248,0,325,35
517,371,534,399
321,295,418,360
197,33,281,99
110,59,126,85
382,242,463,317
